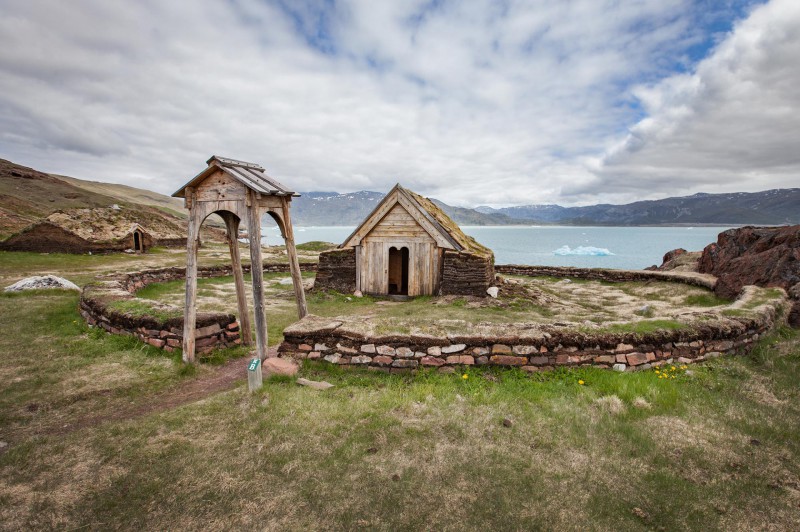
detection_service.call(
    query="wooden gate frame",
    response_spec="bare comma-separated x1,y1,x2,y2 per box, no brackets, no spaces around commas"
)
174,156,307,363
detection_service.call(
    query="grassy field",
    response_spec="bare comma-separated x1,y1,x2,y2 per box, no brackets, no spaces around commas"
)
1,252,799,530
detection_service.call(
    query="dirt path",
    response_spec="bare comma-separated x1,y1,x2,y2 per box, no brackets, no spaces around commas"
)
42,348,277,437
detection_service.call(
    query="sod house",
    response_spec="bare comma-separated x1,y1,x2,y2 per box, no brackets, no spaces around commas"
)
0,207,186,253
315,184,494,297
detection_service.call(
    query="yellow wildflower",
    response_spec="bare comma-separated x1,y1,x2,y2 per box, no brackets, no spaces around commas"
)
462,374,468,380
578,380,585,385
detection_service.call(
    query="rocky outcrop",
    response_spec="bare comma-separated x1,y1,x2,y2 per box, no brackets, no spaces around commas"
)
699,225,800,296
646,248,702,272
698,225,800,325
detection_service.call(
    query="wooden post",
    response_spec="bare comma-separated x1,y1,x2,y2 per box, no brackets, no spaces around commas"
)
222,213,252,346
247,191,268,361
281,198,308,319
182,196,199,363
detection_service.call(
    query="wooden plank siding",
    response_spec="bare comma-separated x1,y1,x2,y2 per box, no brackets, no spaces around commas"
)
360,204,440,296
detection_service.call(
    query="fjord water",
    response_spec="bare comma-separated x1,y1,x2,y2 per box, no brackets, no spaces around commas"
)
262,225,732,270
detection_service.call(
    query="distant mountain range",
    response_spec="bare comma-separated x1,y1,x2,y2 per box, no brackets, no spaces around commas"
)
1,156,797,239
292,188,800,227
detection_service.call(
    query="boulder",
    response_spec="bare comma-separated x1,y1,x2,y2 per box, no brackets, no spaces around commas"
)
4,275,80,292
262,357,299,377
648,248,701,272
699,225,800,299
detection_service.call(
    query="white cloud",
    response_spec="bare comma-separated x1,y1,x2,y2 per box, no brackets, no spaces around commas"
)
0,0,792,208
583,0,800,204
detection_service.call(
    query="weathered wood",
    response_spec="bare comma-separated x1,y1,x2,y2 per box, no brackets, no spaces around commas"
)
280,198,308,318
247,191,268,360
195,169,247,202
182,205,199,363
222,212,252,346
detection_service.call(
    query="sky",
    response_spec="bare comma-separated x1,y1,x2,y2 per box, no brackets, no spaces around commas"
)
0,0,797,207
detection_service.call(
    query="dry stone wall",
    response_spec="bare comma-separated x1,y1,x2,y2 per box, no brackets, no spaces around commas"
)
280,268,788,373
495,264,716,290
79,262,315,354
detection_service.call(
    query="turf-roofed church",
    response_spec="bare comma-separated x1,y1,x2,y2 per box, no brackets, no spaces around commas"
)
315,184,495,297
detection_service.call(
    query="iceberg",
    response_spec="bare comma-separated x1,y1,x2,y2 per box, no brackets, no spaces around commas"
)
553,245,614,256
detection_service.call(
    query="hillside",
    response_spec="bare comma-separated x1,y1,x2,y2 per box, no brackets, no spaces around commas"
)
56,173,185,217
289,191,520,226
0,158,219,243
476,189,800,226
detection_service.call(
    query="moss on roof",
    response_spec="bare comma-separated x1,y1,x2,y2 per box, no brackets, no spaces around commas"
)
402,187,493,259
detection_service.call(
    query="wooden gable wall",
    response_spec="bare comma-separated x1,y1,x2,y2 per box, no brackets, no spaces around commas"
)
358,204,442,296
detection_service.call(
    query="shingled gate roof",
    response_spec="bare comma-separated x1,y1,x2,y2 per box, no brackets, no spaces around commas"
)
342,184,493,258
172,156,298,198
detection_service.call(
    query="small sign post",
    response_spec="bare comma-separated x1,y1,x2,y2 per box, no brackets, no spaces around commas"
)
247,357,263,392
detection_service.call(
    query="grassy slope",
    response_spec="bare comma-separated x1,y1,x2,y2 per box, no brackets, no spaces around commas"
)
0,252,799,530
56,174,186,218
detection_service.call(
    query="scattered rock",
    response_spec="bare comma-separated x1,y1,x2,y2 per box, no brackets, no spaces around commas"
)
750,438,761,446
296,378,334,390
262,357,299,377
353,290,363,297
4,275,80,292
323,353,341,364
486,286,499,298
612,363,627,372
631,507,650,522
366,447,378,454
502,418,513,427
441,344,466,354
391,474,401,482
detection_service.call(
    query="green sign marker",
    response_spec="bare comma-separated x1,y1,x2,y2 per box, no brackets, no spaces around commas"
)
248,358,260,372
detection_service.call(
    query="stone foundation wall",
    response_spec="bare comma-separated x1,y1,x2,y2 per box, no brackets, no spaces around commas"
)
80,262,316,354
279,280,788,373
440,251,495,296
314,248,357,293
495,264,716,290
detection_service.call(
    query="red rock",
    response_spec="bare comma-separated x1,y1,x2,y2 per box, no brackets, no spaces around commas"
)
147,338,165,348
373,355,393,366
263,357,299,377
226,322,240,331
555,354,570,365
489,355,527,366
594,355,615,364
492,344,512,354
626,352,648,366
446,355,474,365
615,354,627,363
421,356,446,367
392,359,418,368
195,336,218,348
646,352,656,362
698,225,800,302
530,356,549,365
298,343,313,352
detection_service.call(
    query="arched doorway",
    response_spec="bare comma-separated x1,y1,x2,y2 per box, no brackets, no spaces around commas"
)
133,230,143,252
388,246,409,295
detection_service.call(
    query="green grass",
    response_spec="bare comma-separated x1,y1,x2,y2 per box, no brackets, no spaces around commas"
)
685,293,730,307
106,299,183,321
295,240,337,252
604,319,687,334
1,251,799,530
